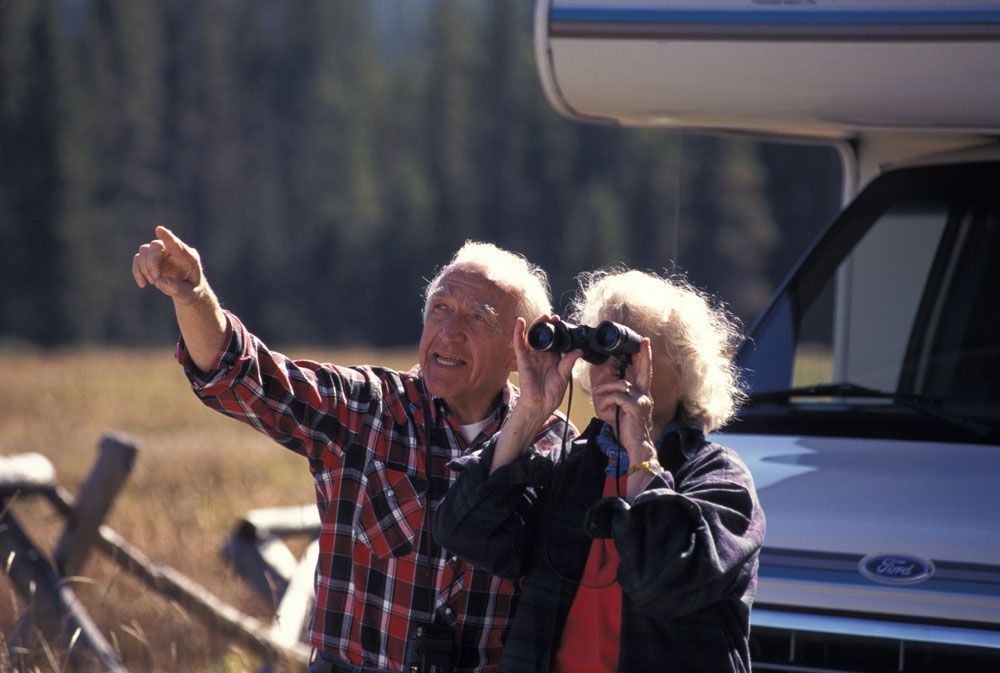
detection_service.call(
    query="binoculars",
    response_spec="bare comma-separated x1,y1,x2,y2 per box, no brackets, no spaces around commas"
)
527,320,641,365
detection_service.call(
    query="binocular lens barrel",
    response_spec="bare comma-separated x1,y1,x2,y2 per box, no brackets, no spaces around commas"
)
527,321,561,351
594,321,641,354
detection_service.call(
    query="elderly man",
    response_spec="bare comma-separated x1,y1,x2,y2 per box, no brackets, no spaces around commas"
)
132,226,573,673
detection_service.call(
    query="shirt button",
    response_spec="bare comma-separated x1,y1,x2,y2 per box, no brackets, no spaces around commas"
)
444,607,453,616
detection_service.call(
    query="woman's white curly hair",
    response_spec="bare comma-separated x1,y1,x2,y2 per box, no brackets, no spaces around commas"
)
570,268,745,433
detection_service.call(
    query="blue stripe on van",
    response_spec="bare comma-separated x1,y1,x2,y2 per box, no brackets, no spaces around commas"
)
550,7,1000,27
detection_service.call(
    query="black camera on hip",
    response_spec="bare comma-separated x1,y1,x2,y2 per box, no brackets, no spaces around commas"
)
404,622,454,673
527,320,641,365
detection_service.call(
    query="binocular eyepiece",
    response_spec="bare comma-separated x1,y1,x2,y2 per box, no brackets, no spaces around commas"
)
527,320,641,365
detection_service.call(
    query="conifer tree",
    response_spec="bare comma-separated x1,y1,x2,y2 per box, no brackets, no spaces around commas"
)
0,0,69,345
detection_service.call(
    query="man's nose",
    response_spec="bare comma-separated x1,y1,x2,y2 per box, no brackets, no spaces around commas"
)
439,312,467,341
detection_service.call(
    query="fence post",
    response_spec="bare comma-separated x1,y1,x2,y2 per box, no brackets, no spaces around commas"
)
53,432,138,576
268,538,319,647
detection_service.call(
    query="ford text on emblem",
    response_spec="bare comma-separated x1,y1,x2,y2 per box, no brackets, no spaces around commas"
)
859,553,935,585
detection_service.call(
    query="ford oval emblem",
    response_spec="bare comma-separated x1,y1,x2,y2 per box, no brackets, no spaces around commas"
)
859,553,935,585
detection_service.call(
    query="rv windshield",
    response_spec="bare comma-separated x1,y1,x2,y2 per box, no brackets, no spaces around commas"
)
741,161,1000,435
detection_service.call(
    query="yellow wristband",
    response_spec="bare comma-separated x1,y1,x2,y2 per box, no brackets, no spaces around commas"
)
627,459,663,478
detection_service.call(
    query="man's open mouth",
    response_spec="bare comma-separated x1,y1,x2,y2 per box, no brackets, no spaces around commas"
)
434,353,467,367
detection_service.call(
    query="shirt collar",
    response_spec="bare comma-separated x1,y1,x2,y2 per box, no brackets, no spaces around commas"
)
655,418,688,446
656,419,706,473
408,365,513,442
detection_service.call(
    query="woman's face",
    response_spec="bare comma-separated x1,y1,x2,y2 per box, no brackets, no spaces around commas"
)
588,319,681,432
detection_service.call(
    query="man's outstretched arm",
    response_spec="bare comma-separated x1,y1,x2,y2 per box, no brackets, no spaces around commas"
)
132,225,226,372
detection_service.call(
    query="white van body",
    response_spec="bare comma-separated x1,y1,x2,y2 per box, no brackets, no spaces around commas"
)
535,2,1000,671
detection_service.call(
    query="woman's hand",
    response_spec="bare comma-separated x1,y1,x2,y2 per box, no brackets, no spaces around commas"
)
590,338,656,466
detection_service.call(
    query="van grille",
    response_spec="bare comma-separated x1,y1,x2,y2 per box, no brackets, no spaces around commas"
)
751,628,1000,673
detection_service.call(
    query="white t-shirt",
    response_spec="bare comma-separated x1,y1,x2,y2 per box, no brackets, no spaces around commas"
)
458,418,492,443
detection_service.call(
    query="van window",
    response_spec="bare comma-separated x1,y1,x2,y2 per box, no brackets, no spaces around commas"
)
747,161,1000,430
793,199,947,390
905,198,1000,416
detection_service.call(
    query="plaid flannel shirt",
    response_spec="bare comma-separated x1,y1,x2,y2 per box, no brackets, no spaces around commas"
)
177,312,573,672
436,418,765,673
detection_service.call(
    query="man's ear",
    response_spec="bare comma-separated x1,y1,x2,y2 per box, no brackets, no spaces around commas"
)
506,317,522,375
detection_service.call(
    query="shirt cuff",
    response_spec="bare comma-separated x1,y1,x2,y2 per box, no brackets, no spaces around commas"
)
175,312,243,392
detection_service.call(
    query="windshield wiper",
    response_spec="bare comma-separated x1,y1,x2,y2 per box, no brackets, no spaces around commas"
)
748,382,993,437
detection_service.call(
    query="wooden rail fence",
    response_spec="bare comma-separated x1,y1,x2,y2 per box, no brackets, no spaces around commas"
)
1,434,313,672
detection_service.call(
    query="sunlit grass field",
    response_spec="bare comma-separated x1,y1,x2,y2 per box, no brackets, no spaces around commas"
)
0,346,595,672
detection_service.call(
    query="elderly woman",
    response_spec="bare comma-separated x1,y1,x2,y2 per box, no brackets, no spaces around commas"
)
435,269,765,673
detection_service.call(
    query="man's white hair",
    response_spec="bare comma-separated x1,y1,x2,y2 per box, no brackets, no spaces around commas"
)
570,268,745,433
423,241,552,324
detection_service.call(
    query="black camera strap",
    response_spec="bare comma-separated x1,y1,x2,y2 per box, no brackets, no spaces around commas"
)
412,387,459,673
421,391,441,625
544,352,631,589
613,353,631,500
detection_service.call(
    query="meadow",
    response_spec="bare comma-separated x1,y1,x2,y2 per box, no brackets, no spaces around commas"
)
0,346,594,672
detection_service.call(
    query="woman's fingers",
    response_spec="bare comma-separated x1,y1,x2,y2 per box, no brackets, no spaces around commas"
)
592,377,642,400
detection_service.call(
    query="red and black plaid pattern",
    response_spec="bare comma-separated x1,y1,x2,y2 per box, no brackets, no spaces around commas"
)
177,313,570,672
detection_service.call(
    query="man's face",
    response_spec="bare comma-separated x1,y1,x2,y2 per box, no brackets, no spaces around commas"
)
419,269,518,424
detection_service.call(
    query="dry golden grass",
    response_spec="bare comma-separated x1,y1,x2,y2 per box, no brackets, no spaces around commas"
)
0,346,595,672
